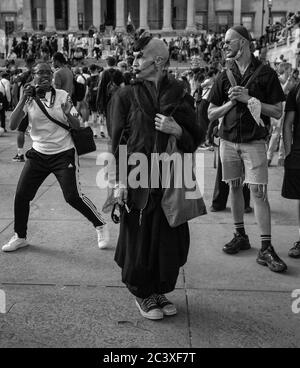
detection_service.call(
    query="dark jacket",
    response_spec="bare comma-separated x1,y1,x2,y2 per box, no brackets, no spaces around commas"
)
208,56,286,143
110,74,204,210
96,68,124,115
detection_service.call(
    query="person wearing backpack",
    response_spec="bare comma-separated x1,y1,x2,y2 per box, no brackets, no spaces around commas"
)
73,67,89,128
96,56,124,138
86,64,100,137
208,26,287,273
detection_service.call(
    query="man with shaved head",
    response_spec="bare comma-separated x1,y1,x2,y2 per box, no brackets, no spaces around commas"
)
111,33,204,320
208,26,287,273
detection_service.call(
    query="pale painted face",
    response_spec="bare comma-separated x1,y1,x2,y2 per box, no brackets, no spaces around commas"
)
133,48,156,80
132,39,169,80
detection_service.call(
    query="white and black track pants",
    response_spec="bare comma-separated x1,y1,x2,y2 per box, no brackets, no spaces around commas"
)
14,147,105,238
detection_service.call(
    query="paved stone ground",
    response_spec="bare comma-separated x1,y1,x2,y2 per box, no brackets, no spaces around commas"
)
0,129,300,348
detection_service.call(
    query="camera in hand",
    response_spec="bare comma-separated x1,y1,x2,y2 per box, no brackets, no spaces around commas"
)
24,84,49,99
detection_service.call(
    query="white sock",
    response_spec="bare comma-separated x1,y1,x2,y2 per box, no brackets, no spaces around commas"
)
298,228,300,240
17,148,23,155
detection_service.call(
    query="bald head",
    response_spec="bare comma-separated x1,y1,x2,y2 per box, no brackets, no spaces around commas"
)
226,25,252,48
226,29,248,43
142,38,169,65
224,28,251,61
231,25,251,40
133,34,170,80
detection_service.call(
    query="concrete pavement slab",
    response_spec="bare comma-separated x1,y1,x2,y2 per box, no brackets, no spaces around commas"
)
25,186,108,221
0,220,13,233
0,220,184,288
1,132,299,348
185,224,300,291
188,289,300,348
0,286,189,348
0,220,123,286
0,182,57,220
193,190,298,226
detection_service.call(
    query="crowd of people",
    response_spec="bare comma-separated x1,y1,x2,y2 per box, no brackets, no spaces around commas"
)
1,24,300,322
4,26,258,70
263,11,300,45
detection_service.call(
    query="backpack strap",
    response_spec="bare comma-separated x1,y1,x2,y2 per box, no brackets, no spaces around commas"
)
244,63,264,89
295,80,300,102
226,62,264,89
226,69,238,87
0,81,6,98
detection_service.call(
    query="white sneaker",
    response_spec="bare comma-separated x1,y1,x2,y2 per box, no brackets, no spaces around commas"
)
96,224,110,249
2,234,29,252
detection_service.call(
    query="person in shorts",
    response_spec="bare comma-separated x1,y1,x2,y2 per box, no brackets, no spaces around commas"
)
282,80,300,258
208,26,287,273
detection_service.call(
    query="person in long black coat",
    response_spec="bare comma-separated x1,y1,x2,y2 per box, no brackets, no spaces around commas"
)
110,34,204,320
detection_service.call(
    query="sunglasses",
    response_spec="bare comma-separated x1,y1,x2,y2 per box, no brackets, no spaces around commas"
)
223,39,240,45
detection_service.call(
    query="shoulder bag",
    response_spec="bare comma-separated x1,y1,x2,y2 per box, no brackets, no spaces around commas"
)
161,135,207,228
34,97,96,156
158,92,207,227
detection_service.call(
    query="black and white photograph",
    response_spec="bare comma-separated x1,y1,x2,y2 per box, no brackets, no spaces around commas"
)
0,0,300,353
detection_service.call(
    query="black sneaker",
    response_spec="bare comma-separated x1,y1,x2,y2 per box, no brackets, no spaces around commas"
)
288,241,300,258
12,154,25,162
154,294,177,316
257,246,287,273
223,233,251,254
210,206,226,212
135,295,163,320
244,206,253,214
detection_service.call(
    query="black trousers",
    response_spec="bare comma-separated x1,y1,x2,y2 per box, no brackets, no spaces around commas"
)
0,109,6,129
212,148,250,210
15,148,105,238
115,192,189,299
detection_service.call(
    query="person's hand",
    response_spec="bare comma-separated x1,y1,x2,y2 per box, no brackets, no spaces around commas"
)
61,97,73,115
228,86,251,104
155,114,182,138
23,84,35,99
114,184,128,206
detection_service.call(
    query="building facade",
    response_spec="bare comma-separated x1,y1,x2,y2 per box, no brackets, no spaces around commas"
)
0,0,299,37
